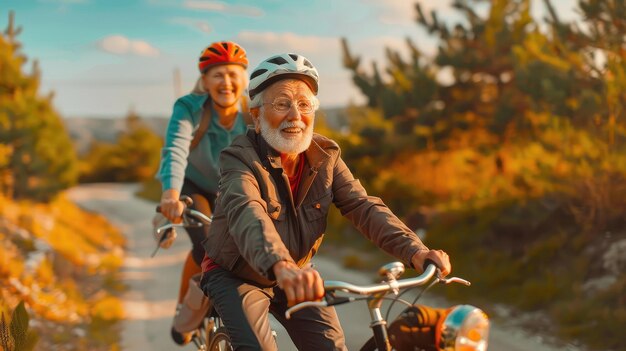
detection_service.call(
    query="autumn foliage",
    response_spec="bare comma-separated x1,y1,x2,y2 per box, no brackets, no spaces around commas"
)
0,13,78,202
1,12,127,350
336,0,626,349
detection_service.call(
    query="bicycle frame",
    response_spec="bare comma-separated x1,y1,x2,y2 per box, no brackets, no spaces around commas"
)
154,202,233,351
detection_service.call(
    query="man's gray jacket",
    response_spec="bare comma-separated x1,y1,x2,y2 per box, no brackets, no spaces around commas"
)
202,128,428,286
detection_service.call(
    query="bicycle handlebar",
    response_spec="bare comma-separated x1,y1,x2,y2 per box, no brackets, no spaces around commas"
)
181,208,212,225
152,204,212,257
285,264,470,319
155,195,212,227
323,264,437,295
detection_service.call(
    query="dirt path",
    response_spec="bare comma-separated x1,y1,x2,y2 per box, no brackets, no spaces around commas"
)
67,183,197,350
67,183,578,351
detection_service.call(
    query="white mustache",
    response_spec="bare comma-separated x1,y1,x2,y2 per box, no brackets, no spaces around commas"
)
280,121,307,130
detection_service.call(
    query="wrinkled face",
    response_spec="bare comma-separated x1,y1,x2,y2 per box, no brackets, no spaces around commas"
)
202,64,247,108
253,79,316,155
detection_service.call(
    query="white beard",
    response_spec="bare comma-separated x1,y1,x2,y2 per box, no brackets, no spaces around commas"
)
259,115,313,155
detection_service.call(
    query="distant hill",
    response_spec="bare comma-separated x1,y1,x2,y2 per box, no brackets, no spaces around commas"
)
63,106,349,155
63,116,169,155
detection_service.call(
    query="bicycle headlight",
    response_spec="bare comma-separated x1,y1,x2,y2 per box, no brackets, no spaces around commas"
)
439,305,489,351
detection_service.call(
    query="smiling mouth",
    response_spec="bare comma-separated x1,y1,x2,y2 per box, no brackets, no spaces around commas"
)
281,127,302,136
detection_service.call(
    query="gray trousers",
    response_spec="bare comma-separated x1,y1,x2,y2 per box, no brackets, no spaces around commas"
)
201,267,347,351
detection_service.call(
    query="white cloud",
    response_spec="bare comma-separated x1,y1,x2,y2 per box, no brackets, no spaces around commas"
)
169,17,212,34
99,35,129,55
131,40,160,57
235,31,338,56
196,22,211,33
97,35,160,57
183,0,263,17
361,0,453,26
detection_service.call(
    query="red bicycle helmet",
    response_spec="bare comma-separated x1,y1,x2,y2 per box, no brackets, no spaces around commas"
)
198,41,248,73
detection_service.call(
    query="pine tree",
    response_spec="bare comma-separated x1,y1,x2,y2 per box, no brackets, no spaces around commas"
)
421,0,539,141
342,0,541,147
341,0,543,182
0,11,78,201
341,36,439,136
542,0,626,145
115,110,163,181
79,111,162,182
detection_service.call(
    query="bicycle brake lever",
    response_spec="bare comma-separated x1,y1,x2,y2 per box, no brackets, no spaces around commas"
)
438,276,471,286
150,244,161,258
327,296,356,306
324,292,356,306
151,230,169,257
152,225,177,257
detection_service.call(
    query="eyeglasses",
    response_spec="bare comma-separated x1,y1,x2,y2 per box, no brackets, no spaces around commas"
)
263,97,316,115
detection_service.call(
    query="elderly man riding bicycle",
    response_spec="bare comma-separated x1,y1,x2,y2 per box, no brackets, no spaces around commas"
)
198,53,452,350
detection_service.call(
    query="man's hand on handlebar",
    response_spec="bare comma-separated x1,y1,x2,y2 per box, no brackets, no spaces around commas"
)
411,249,451,277
273,260,325,307
160,189,186,224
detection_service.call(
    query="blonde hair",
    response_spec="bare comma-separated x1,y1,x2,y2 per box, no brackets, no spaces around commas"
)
191,76,206,95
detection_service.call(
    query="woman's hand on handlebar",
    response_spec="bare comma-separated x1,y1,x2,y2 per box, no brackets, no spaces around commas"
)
411,249,451,277
273,261,325,307
160,189,185,224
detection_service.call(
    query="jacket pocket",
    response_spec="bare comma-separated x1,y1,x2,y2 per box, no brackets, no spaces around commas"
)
303,192,333,222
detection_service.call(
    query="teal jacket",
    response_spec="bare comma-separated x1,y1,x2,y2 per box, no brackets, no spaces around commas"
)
157,93,248,194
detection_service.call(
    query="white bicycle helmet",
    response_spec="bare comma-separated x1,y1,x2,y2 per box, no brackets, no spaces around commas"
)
248,53,319,100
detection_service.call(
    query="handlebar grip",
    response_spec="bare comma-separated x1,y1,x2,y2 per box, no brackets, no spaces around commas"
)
180,195,193,207
423,258,439,272
156,196,192,214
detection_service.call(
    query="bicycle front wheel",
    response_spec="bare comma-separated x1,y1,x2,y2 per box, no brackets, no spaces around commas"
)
208,327,233,351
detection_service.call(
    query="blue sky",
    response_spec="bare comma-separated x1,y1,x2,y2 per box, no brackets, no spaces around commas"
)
2,0,578,118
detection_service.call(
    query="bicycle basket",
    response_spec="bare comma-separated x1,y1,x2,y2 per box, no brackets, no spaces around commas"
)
387,304,447,351
173,272,212,333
